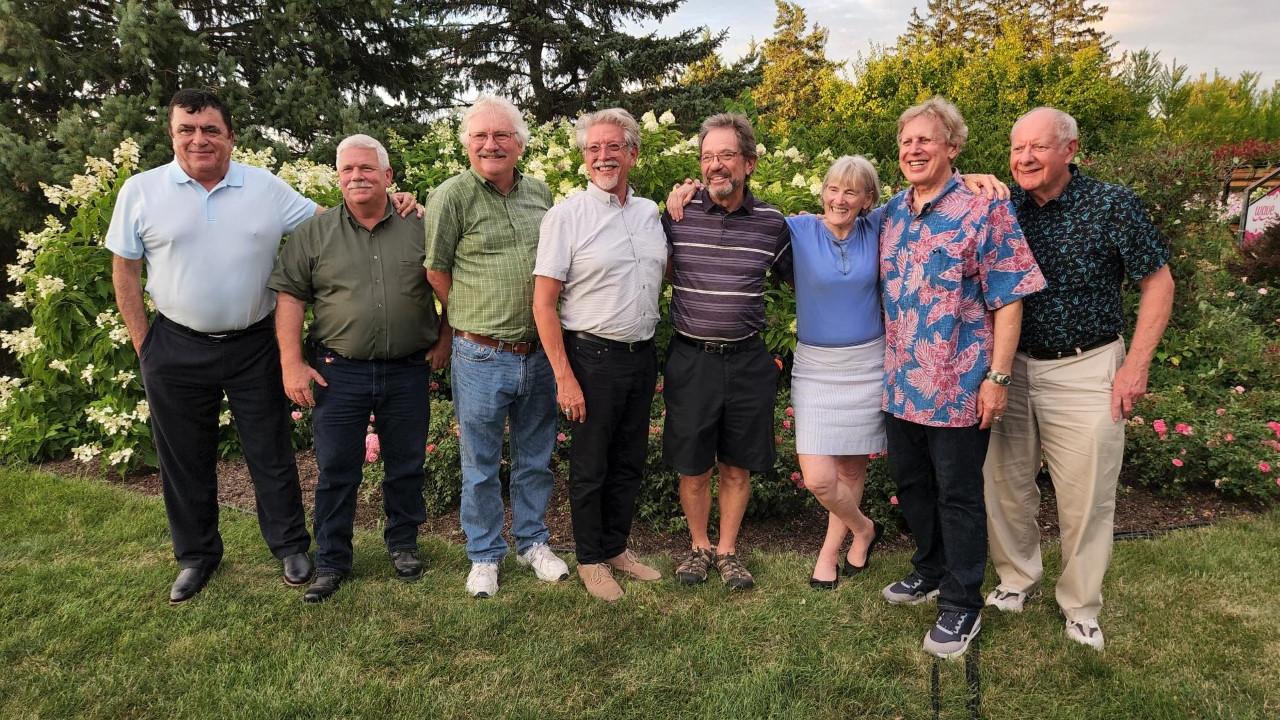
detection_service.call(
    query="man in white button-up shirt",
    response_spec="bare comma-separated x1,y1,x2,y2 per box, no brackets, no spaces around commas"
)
532,108,667,602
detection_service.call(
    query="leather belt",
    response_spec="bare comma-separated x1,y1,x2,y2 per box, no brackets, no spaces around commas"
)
1022,334,1120,361
675,333,756,355
163,313,273,342
567,330,653,353
454,330,538,355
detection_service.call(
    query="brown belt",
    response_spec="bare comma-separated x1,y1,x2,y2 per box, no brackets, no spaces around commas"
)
454,330,539,355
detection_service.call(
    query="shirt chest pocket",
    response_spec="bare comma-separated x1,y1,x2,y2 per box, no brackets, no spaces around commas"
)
924,244,977,284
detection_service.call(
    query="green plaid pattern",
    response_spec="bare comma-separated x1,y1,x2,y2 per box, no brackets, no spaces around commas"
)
424,169,552,341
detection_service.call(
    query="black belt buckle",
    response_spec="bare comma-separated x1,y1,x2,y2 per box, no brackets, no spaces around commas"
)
700,340,736,354
1024,334,1118,360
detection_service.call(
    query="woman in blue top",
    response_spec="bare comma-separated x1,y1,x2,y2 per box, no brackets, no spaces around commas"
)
786,156,887,589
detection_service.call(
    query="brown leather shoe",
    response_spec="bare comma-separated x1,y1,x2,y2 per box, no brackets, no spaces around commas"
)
606,549,662,581
577,562,623,602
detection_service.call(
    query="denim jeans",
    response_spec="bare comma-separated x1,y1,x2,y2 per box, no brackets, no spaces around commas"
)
884,414,990,612
311,349,429,576
451,336,557,562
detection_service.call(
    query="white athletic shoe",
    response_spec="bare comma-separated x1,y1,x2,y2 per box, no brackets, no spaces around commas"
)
1066,618,1105,650
517,542,569,582
466,562,499,599
985,586,1033,613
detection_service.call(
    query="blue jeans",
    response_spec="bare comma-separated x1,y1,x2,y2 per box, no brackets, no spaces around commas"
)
451,336,557,562
311,349,430,575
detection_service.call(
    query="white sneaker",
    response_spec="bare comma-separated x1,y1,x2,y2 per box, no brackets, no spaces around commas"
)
466,562,499,599
985,586,1033,613
517,542,569,582
1066,618,1105,650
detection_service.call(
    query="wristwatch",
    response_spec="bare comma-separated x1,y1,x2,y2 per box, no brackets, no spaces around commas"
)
985,370,1011,386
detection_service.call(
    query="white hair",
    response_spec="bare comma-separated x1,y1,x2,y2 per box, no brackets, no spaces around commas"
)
335,134,390,170
1012,107,1079,145
575,108,641,151
457,95,530,147
898,96,969,153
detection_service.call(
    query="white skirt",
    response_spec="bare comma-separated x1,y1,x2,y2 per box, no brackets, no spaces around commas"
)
791,337,887,456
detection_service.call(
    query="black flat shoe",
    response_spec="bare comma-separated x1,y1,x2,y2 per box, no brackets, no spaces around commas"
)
282,552,314,587
390,549,423,582
809,575,838,591
169,566,214,604
842,519,884,577
303,573,344,603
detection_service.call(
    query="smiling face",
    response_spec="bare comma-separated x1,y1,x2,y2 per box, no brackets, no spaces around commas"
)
337,146,392,210
1010,109,1077,204
170,105,234,187
699,126,756,209
583,121,637,194
464,109,524,186
897,114,959,195
821,179,874,235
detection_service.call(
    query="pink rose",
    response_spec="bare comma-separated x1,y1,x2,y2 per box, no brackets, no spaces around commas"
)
1175,423,1192,436
1152,419,1167,434
1224,433,1235,442
889,495,899,506
790,471,801,481
1260,462,1273,473
785,406,795,417
782,419,792,430
426,443,436,454
557,432,567,442
430,381,439,391
1215,408,1226,416
1268,420,1280,438
290,410,303,421
1234,386,1246,394
1172,458,1183,467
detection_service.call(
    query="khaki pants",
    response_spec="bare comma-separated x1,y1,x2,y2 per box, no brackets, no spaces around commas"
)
983,340,1125,622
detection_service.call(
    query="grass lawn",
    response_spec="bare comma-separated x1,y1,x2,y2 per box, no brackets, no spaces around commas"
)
1,467,1277,720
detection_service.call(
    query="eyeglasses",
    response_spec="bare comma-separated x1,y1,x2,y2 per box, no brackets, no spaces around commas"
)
469,131,517,145
584,142,628,155
699,150,741,164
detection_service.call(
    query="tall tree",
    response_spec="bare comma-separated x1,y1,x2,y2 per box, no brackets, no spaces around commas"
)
752,1,840,139
435,1,727,121
901,0,1112,55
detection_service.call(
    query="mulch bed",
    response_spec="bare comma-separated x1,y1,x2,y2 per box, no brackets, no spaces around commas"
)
42,452,1261,559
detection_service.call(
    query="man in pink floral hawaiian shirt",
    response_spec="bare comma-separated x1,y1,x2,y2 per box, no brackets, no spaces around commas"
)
877,97,1046,660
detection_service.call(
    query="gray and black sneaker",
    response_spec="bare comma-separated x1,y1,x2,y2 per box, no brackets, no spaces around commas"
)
922,610,982,659
882,571,941,605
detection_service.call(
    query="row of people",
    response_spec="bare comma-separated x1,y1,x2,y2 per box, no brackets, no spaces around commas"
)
107,90,1172,660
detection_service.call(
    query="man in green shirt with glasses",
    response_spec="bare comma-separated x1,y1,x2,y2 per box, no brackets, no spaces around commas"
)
425,96,569,599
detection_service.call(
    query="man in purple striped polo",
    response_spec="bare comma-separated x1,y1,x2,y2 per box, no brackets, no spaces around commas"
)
661,113,793,590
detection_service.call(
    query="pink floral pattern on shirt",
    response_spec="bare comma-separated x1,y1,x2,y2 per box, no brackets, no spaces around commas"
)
880,179,1046,427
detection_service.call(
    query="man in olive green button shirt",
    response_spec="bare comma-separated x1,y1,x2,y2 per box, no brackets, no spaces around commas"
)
425,96,568,599
271,134,449,602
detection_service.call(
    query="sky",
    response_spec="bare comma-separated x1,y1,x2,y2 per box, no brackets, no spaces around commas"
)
642,0,1279,88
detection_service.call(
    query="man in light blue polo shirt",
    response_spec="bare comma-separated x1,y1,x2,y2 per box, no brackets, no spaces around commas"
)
107,89,320,604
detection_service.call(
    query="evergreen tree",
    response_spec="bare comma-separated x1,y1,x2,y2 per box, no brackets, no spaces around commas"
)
900,0,1112,55
435,0,729,121
752,1,839,139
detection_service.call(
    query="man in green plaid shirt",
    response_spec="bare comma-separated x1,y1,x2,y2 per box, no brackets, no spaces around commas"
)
425,96,568,599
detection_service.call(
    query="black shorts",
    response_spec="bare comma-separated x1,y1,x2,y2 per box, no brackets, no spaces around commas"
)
661,335,781,475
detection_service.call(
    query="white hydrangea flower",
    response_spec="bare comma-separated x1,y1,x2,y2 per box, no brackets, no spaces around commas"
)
108,447,134,466
641,111,660,132
784,147,802,161
232,146,276,170
35,275,66,298
109,325,132,346
49,359,69,373
7,292,27,309
659,110,676,126
113,138,142,170
756,143,767,156
114,370,136,387
73,444,102,463
134,399,150,422
278,159,338,197
219,409,232,427
80,363,96,385
791,173,807,188
0,326,42,358
0,375,23,409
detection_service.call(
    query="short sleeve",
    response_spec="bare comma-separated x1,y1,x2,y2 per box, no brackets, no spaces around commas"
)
269,174,319,234
1110,189,1170,281
977,199,1046,309
267,220,317,302
534,203,573,281
105,176,145,260
424,183,463,272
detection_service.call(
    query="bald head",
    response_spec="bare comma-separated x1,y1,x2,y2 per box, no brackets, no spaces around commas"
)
1009,107,1079,205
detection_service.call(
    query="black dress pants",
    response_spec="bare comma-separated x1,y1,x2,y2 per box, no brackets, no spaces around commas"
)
565,333,657,564
140,314,310,570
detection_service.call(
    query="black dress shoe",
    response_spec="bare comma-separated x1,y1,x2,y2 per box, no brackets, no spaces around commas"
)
169,566,214,604
390,549,423,582
842,519,885,577
303,573,344,603
282,552,314,587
